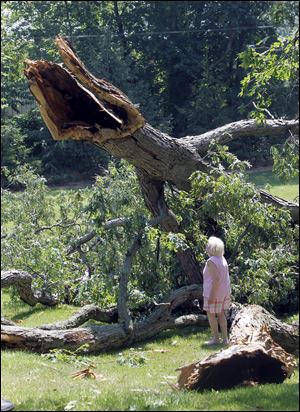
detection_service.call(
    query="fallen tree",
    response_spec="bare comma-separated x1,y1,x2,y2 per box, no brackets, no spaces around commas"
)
24,37,299,215
1,284,207,352
1,36,298,390
23,36,298,286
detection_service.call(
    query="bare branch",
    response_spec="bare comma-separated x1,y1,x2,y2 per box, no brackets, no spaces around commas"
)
35,220,78,234
67,218,129,255
39,304,118,330
178,119,299,155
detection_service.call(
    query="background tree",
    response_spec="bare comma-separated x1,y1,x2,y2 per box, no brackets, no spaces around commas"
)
2,1,299,183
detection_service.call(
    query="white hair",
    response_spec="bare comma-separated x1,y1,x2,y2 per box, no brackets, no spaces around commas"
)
206,236,224,256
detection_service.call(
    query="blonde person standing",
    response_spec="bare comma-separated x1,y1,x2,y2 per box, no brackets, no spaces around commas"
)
203,236,231,346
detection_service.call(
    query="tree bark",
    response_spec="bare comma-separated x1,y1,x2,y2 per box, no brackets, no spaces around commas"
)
176,304,298,391
1,270,57,306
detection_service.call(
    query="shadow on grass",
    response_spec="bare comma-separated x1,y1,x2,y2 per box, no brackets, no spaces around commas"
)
135,325,210,350
15,397,69,412
200,342,227,351
80,325,211,358
152,325,206,341
11,305,49,322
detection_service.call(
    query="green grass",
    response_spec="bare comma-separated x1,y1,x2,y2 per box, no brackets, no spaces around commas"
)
246,169,299,202
1,292,299,411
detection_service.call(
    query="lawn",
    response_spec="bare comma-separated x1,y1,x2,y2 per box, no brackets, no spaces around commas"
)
1,292,299,411
246,169,299,202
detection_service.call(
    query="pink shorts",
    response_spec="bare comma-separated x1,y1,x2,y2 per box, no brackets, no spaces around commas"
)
203,296,231,313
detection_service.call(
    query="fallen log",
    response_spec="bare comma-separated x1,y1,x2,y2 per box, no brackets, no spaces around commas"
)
39,304,118,330
1,284,206,352
177,304,298,391
1,270,58,307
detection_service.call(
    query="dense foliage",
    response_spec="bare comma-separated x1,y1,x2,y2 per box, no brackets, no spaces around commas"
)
1,163,174,308
2,155,298,314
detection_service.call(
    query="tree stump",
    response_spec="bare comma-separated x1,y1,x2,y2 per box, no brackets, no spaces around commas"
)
176,304,298,391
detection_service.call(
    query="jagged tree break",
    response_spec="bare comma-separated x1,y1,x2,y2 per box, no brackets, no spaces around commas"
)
2,36,299,391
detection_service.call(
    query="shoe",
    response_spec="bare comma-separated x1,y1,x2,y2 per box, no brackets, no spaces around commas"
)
1,399,14,411
204,338,220,346
221,339,230,346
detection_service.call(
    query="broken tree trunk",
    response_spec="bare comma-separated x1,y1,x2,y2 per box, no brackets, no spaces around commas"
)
22,36,299,292
23,36,299,223
1,284,206,352
176,304,298,391
1,270,57,306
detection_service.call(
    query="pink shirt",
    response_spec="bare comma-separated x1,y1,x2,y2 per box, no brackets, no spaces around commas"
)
203,255,231,299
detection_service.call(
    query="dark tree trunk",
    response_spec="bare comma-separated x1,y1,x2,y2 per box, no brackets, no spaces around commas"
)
136,168,202,284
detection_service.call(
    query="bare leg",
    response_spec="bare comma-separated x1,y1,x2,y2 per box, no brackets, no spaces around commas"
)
217,311,228,343
207,312,219,342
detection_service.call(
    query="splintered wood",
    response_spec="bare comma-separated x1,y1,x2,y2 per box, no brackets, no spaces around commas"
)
176,304,298,391
24,36,145,145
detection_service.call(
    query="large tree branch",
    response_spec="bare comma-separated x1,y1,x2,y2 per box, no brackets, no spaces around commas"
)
177,119,299,155
137,169,203,285
259,190,299,223
23,36,299,222
1,284,205,353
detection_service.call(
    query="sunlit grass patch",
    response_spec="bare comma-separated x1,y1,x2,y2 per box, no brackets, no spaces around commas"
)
246,169,299,202
1,291,79,327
